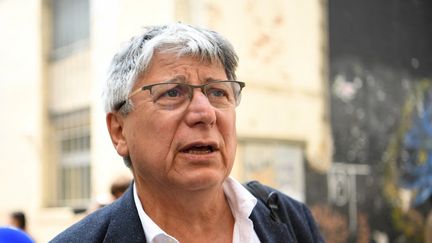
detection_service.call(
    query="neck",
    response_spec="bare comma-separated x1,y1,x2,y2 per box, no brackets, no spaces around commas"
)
134,177,234,242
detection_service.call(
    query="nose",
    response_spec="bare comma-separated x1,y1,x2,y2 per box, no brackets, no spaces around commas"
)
184,90,216,127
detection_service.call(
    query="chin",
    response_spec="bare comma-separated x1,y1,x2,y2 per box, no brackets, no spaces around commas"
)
177,170,228,190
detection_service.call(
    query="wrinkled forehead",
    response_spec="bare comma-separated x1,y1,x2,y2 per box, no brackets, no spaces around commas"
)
148,40,223,65
150,50,223,68
139,51,226,83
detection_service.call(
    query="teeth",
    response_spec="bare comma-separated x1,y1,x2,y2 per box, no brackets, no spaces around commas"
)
188,149,211,154
184,145,213,154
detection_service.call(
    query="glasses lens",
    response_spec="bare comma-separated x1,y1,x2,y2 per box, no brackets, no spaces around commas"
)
148,81,243,109
205,81,241,108
151,83,190,108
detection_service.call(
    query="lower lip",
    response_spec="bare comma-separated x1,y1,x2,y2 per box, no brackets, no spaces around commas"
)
178,150,218,160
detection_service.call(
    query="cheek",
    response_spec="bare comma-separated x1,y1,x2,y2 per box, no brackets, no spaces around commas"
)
219,111,237,152
127,118,174,173
221,109,236,134
134,111,182,154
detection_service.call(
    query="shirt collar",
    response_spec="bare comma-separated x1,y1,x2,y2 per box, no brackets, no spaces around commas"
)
133,183,178,243
223,177,260,243
223,177,258,219
133,177,259,243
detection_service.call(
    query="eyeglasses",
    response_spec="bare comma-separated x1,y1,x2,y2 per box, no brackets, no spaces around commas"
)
115,80,245,111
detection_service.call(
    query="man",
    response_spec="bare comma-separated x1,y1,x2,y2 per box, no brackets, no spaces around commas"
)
51,23,323,243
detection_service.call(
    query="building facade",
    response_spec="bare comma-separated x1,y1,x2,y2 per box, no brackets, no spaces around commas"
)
0,0,329,241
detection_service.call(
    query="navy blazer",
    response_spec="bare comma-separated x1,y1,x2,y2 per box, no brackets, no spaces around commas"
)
50,184,323,243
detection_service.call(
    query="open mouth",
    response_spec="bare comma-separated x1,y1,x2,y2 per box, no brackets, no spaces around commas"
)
180,144,215,154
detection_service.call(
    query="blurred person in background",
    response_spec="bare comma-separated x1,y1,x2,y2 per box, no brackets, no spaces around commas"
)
8,211,27,232
50,23,323,243
86,175,132,213
110,175,132,200
3,211,34,242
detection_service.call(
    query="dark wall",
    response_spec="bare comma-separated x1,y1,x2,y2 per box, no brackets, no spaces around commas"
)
330,0,432,78
312,0,432,242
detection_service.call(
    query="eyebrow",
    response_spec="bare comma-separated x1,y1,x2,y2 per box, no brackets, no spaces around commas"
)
164,75,186,83
205,78,223,83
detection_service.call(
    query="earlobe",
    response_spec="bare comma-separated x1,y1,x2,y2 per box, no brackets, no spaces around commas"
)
106,112,129,157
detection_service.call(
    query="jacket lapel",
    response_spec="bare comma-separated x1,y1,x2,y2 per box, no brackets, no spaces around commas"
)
250,201,295,243
103,184,147,242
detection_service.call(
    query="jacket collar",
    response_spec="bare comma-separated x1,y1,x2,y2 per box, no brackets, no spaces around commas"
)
249,200,294,243
103,184,147,242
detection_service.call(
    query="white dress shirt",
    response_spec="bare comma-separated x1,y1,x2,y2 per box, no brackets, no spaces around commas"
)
133,177,261,243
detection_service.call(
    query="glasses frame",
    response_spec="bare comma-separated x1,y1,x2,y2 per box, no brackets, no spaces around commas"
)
114,80,245,111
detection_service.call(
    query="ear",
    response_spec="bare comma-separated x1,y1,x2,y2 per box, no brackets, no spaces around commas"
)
106,112,129,157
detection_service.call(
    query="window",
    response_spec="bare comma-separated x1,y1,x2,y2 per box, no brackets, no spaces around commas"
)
240,140,305,202
50,0,90,59
53,108,91,208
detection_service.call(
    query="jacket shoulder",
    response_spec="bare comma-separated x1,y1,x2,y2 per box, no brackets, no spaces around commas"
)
49,205,113,243
50,184,145,243
249,182,324,243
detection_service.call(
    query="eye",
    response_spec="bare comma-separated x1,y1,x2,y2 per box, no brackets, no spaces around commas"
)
164,88,182,97
208,88,228,98
155,84,188,99
152,83,190,107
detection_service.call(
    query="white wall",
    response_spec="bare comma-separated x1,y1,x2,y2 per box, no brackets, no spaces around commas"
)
0,0,43,212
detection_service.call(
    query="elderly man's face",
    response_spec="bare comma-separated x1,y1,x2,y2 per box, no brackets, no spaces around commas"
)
109,53,237,191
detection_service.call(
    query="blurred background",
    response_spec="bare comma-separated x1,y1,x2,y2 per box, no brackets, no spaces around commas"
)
0,0,431,242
